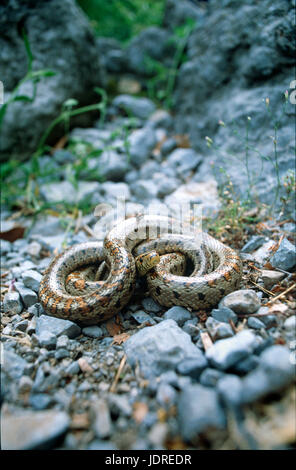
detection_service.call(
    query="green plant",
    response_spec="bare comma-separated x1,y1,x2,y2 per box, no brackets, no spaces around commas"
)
0,29,56,128
145,19,196,109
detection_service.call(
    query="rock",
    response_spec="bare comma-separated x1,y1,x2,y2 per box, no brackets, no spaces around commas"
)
156,383,177,407
163,306,191,326
125,26,175,76
91,398,112,439
38,330,57,350
252,241,276,265
108,394,132,418
131,179,158,201
129,127,156,168
206,317,234,340
232,354,260,375
163,0,205,31
241,236,267,253
147,422,169,448
165,148,202,177
0,0,105,161
124,319,203,378
141,297,162,314
241,345,295,404
149,110,174,131
82,326,104,339
14,282,38,307
177,355,208,380
100,182,131,203
93,150,129,181
211,307,238,325
178,384,226,442
36,315,81,339
165,180,221,218
247,316,265,330
3,291,23,314
21,270,42,292
270,238,296,271
219,289,261,314
217,374,243,408
199,368,225,387
154,174,179,198
206,330,258,370
40,181,101,205
260,269,286,289
130,310,156,325
283,315,296,331
18,376,33,394
56,335,69,349
112,95,156,120
1,239,12,254
1,410,70,450
2,348,28,380
29,393,53,410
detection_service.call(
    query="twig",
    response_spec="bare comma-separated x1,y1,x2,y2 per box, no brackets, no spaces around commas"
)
263,283,296,305
82,224,95,238
200,331,213,351
109,354,127,393
249,280,275,296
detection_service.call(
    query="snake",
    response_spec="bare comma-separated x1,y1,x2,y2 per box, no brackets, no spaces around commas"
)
38,215,242,325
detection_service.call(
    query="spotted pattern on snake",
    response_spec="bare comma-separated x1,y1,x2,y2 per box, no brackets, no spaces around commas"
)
38,215,242,325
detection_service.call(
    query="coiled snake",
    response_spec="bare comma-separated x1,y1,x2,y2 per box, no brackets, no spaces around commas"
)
39,215,242,325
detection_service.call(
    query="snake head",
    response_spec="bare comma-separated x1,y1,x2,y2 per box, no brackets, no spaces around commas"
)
135,250,160,277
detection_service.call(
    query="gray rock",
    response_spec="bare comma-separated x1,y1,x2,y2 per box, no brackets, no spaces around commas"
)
18,376,34,394
217,374,243,408
161,137,178,156
156,383,177,407
232,354,260,374
283,315,296,331
40,181,101,205
219,289,261,314
270,238,296,271
1,410,70,450
100,182,131,203
241,345,295,404
141,297,162,314
56,335,69,349
11,260,37,278
206,317,234,340
163,306,191,326
21,270,42,292
182,318,199,339
253,241,276,265
112,95,156,120
199,368,225,387
247,316,265,330
1,239,12,254
38,331,57,350
94,150,129,181
165,148,202,177
178,384,226,442
36,315,81,339
124,319,203,378
54,348,69,360
164,0,205,31
129,127,157,167
0,0,105,161
260,269,286,289
82,326,104,339
177,355,208,380
241,236,267,253
211,307,238,325
149,110,174,131
206,330,258,370
15,319,29,332
154,174,179,198
65,361,80,376
91,398,112,439
130,310,156,325
131,179,158,201
3,291,23,314
108,394,132,418
14,282,38,307
2,347,28,380
29,393,53,410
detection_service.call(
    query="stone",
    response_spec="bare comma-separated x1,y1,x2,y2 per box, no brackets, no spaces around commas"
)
206,317,234,340
141,297,162,314
124,319,203,378
36,315,81,339
1,410,69,450
21,270,42,292
3,291,23,314
283,315,296,331
131,180,158,201
1,239,12,254
164,0,205,31
199,368,225,387
14,282,38,307
232,354,260,375
2,348,28,380
93,150,129,181
165,148,202,176
177,356,208,380
82,326,104,339
217,374,243,408
178,384,226,442
129,127,157,168
206,330,258,370
161,138,178,156
56,335,69,349
100,182,131,203
91,398,112,439
18,376,34,394
241,236,267,253
0,0,105,161
270,238,296,271
108,394,132,418
156,383,177,407
154,175,179,198
112,95,156,120
40,181,101,205
163,306,191,326
211,307,238,325
38,331,57,350
130,310,156,325
247,316,265,330
182,318,199,339
219,289,261,314
29,393,53,410
253,241,276,265
260,269,286,289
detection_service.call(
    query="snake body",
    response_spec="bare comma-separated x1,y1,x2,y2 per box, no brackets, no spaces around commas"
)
39,215,242,325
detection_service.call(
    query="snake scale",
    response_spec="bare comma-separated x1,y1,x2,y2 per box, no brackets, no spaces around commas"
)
39,215,242,325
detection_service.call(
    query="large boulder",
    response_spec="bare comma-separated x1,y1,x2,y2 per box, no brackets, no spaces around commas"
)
0,0,105,161
171,0,295,210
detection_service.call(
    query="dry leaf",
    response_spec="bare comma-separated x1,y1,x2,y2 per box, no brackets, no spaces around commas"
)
0,224,25,242
112,332,130,345
105,316,122,336
133,402,148,424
